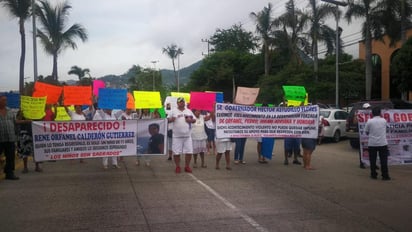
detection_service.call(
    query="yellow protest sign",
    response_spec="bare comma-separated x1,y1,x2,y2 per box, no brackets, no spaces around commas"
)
54,106,73,121
20,96,46,119
287,100,302,106
133,91,162,109
171,92,190,103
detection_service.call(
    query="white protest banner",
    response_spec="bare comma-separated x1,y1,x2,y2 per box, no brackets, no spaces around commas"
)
32,120,138,161
215,103,319,138
358,109,412,165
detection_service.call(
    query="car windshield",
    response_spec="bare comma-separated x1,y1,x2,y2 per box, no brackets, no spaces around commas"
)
319,111,331,117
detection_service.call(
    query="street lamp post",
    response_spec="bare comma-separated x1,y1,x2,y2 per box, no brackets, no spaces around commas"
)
177,52,183,92
150,60,159,91
321,0,347,108
32,0,38,82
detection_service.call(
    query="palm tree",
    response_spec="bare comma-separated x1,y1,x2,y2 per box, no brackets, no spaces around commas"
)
0,0,31,94
345,0,386,100
162,44,183,90
272,0,310,65
35,0,87,81
380,0,412,45
68,65,90,80
250,3,274,76
306,0,336,81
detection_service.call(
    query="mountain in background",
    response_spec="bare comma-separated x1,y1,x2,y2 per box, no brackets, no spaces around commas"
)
160,60,202,87
95,60,203,88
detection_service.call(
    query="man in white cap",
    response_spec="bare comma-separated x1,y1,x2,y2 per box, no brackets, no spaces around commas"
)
359,103,371,169
167,97,196,173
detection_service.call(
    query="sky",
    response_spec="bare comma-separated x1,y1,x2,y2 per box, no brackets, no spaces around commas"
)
0,0,362,92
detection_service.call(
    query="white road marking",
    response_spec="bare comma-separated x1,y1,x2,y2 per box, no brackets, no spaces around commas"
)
189,173,269,232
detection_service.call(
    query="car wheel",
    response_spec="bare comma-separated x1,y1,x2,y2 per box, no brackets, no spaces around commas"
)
333,130,341,143
349,139,360,149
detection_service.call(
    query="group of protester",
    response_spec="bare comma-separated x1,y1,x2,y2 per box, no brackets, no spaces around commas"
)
1,93,390,181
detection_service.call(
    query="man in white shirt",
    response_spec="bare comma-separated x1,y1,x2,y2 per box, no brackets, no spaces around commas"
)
167,97,196,173
93,109,120,169
364,106,390,180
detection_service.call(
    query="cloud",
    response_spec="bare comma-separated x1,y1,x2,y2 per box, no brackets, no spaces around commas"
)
0,0,361,92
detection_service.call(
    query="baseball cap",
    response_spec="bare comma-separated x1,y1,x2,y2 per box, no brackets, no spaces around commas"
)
177,97,185,103
362,103,371,109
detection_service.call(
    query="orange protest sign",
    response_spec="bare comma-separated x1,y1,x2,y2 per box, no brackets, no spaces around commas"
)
126,92,135,109
63,86,92,106
32,81,63,104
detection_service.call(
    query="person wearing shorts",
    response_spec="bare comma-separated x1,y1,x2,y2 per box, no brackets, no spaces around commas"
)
215,137,232,170
204,110,216,155
167,97,196,173
284,138,301,165
301,138,317,170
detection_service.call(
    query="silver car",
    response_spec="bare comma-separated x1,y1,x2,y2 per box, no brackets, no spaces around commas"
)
319,109,349,142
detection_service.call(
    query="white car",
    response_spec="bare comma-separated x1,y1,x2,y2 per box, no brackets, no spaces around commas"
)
319,109,349,142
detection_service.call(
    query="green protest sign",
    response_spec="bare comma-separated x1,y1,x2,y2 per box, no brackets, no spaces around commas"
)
282,86,307,102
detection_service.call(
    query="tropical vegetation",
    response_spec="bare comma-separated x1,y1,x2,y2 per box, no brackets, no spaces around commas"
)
0,0,31,94
2,0,411,104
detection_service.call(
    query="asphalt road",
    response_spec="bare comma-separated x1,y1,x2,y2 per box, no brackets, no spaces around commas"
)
1,139,411,232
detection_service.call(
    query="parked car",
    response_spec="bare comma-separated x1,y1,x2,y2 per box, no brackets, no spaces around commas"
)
345,99,412,149
319,109,349,142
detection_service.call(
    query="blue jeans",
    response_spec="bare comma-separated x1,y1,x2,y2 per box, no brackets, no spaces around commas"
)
234,138,247,161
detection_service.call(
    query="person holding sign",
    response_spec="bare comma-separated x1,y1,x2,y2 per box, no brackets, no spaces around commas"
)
93,108,120,169
364,106,390,180
65,105,88,163
301,137,317,170
16,110,43,173
0,94,19,180
191,109,208,168
167,97,196,174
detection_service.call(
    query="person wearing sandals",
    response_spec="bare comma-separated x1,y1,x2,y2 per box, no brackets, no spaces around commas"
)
233,137,247,165
213,113,232,170
191,109,208,168
256,137,268,163
301,138,317,170
215,136,232,170
16,110,42,173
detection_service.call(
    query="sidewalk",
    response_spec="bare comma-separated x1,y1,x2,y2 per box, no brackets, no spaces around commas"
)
1,139,412,232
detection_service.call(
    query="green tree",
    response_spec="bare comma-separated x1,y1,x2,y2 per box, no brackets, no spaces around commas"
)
68,65,90,80
187,50,260,102
273,0,310,65
380,0,412,45
391,38,412,98
250,3,274,76
162,44,183,91
345,0,387,100
35,0,88,81
306,0,336,81
0,0,31,94
209,24,258,53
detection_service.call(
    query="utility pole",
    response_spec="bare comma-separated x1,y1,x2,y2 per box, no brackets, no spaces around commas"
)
321,0,347,108
201,39,210,56
32,0,38,82
150,60,159,91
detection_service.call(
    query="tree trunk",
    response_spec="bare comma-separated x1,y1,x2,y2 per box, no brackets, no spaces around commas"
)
19,19,26,94
313,37,319,82
264,40,270,76
365,36,372,100
53,53,58,80
172,58,177,90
